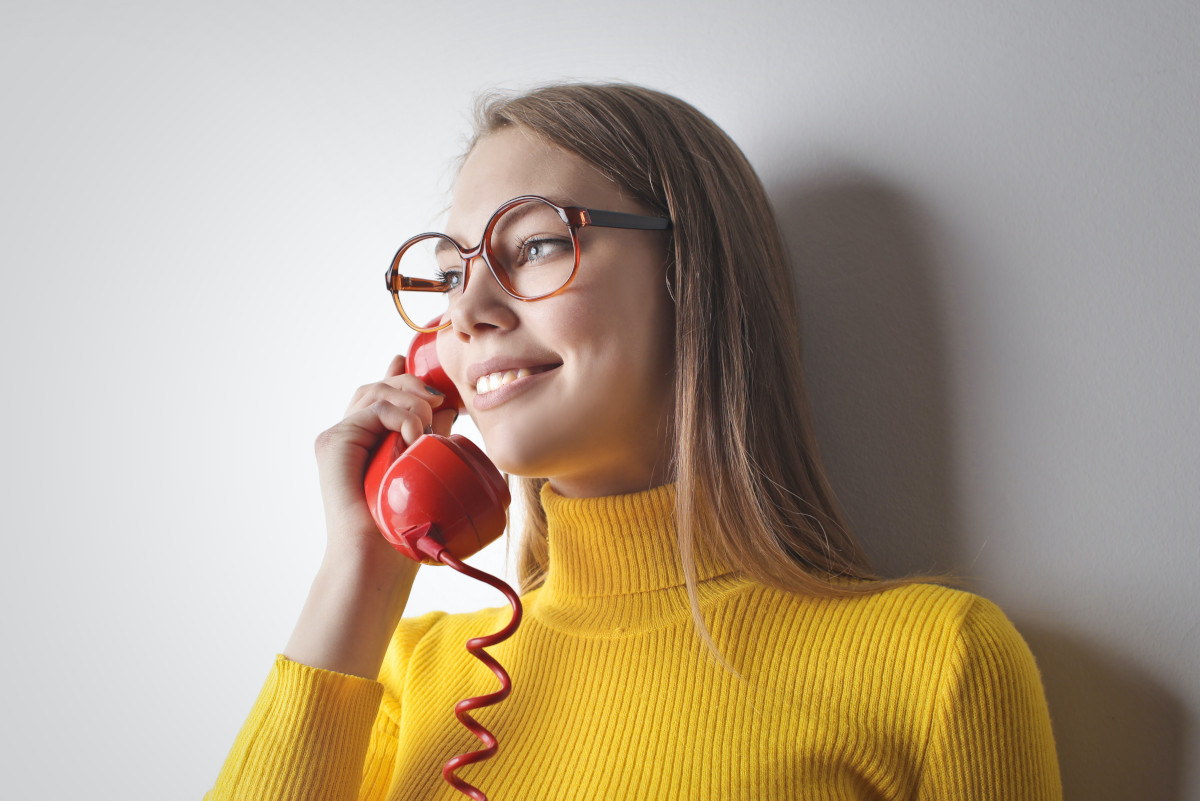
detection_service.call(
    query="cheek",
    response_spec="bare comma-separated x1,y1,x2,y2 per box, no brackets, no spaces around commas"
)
562,303,673,396
434,331,466,393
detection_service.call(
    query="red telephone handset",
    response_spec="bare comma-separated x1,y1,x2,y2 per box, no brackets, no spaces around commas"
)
361,326,518,801
363,327,511,563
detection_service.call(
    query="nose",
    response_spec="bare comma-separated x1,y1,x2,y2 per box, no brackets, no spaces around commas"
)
449,252,518,339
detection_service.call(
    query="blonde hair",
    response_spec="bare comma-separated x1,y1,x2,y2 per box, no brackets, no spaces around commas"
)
469,83,925,661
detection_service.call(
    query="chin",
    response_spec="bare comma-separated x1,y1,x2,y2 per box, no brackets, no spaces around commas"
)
477,429,558,478
479,419,607,482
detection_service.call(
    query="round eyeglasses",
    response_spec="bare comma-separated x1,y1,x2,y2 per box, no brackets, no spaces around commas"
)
386,195,672,333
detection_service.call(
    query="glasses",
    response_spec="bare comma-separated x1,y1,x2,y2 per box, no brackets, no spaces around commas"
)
386,195,671,332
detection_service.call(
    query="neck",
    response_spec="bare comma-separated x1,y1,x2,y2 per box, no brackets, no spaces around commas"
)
544,447,675,501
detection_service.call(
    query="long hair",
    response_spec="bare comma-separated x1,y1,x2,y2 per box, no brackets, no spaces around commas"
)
469,84,921,659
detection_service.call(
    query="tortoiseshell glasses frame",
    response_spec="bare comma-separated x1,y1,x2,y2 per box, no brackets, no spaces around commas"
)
385,194,672,333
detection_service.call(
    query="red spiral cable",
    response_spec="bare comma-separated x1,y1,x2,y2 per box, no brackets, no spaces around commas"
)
415,534,523,801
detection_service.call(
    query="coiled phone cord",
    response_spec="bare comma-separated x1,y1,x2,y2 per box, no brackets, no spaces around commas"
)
416,533,523,801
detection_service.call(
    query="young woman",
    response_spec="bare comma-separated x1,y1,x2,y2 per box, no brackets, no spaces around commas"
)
208,84,1061,800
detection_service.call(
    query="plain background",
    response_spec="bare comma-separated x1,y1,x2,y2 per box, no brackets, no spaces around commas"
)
1,1,1197,798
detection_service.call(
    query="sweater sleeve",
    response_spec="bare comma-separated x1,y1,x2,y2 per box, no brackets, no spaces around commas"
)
917,597,1062,800
204,656,386,801
205,611,445,801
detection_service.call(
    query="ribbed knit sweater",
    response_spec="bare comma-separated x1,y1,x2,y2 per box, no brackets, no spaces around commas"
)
208,482,1061,800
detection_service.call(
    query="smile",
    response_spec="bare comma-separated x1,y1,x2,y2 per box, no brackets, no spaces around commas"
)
475,364,558,394
472,364,561,411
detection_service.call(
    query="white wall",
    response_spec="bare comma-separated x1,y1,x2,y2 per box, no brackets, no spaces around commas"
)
1,1,1196,798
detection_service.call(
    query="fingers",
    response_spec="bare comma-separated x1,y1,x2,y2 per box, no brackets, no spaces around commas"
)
356,400,428,449
311,357,460,570
347,379,443,416
329,357,450,455
347,367,445,418
316,356,456,483
314,400,425,470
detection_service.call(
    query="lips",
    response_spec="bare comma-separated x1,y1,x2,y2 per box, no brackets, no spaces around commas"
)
470,363,561,411
466,355,562,387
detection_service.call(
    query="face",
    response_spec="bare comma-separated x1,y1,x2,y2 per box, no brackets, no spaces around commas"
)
436,126,675,498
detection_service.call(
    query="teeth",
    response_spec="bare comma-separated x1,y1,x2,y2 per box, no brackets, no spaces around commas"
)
476,368,532,394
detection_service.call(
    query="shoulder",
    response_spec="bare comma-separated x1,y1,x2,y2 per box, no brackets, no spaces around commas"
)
917,587,1049,715
864,583,1029,660
378,599,521,685
732,581,1053,762
375,607,461,722
388,608,451,655
377,609,448,690
831,582,1041,685
731,580,1038,698
740,579,1003,648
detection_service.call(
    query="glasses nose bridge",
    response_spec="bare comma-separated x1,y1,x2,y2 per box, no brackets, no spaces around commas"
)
455,235,506,296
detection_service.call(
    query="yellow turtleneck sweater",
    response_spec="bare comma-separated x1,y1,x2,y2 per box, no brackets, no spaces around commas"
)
208,483,1061,800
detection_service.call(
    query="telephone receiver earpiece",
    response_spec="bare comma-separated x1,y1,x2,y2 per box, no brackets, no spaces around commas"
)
363,324,510,563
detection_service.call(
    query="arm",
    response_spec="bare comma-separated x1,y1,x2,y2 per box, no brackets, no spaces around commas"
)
917,597,1063,800
285,353,446,679
206,356,454,799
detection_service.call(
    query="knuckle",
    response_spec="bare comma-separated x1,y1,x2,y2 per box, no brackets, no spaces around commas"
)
313,424,342,455
351,382,380,402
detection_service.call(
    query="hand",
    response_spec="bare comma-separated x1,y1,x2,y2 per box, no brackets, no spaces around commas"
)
285,356,458,677
313,354,458,568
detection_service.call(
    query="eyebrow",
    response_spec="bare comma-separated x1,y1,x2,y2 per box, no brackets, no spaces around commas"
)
443,196,579,247
433,238,460,260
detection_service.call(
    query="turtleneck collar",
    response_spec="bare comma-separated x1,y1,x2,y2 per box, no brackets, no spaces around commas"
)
529,482,743,635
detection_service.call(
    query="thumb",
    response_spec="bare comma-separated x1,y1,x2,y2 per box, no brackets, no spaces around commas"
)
431,407,459,437
385,354,406,379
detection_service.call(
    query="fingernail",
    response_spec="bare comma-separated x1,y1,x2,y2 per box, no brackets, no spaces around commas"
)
423,384,444,396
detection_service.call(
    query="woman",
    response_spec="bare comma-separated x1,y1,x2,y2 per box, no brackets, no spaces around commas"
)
208,84,1061,799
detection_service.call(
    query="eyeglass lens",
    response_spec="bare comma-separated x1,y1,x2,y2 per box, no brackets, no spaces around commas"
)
392,198,577,324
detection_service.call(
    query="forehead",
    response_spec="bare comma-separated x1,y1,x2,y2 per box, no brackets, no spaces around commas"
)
446,127,625,241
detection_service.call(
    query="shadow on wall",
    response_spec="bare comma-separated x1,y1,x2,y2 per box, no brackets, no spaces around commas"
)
773,177,962,578
1020,625,1189,801
771,175,1190,800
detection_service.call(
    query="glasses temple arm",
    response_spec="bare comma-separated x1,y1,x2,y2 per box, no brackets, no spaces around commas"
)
583,209,672,231
391,275,452,292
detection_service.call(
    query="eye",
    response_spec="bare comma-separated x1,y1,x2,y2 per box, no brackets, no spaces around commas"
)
517,235,573,267
435,267,463,290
